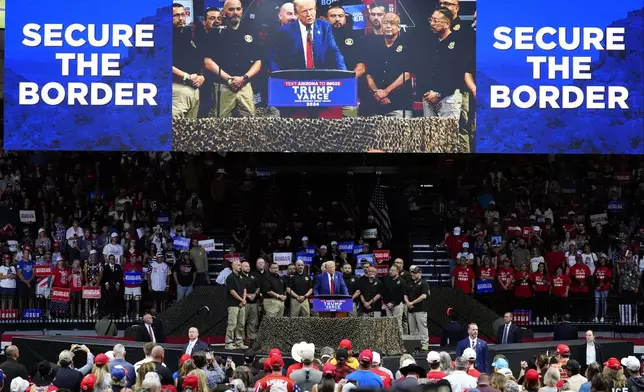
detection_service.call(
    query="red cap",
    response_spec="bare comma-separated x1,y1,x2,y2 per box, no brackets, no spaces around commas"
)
80,374,97,391
339,339,352,350
269,348,282,358
556,344,570,355
95,353,110,366
264,357,272,372
358,349,373,363
556,380,565,389
162,385,177,392
182,374,199,390
323,363,336,377
180,354,192,366
525,369,539,382
604,357,622,370
271,355,285,368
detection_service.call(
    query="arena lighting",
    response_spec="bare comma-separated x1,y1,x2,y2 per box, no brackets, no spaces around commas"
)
420,184,434,188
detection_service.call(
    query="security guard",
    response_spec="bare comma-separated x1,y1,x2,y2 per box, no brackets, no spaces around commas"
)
204,0,261,118
196,8,223,118
328,3,361,117
262,262,287,317
341,263,361,317
287,260,313,317
358,266,384,317
362,13,413,117
172,3,203,119
416,8,466,148
241,261,260,344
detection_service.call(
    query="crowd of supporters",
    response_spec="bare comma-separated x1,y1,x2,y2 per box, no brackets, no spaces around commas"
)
2,336,644,392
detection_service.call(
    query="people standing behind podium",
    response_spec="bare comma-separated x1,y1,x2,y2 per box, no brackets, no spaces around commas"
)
203,0,261,118
263,263,287,317
456,323,489,373
341,263,360,317
313,261,348,296
172,3,203,119
405,266,430,351
241,261,261,344
269,0,346,71
225,260,248,350
288,260,313,317
497,312,522,344
383,265,407,334
359,266,383,317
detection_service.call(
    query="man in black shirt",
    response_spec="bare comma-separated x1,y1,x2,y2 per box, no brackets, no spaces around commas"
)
383,265,408,335
359,266,383,317
262,262,286,317
225,260,247,350
288,260,313,317
341,263,361,317
204,0,261,118
173,253,196,301
405,266,430,351
0,346,28,392
172,3,204,119
151,346,174,385
328,4,361,118
362,13,412,117
241,261,260,343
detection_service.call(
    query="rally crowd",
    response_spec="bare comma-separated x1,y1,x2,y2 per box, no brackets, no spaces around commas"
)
2,335,644,392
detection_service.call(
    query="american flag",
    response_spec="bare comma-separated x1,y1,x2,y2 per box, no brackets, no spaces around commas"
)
341,172,361,224
369,176,392,241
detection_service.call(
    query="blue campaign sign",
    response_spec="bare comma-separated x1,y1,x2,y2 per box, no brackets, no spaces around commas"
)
268,79,358,107
304,246,316,255
157,214,170,225
23,308,43,320
312,298,353,313
356,254,375,265
173,236,190,250
296,252,313,265
343,5,367,31
338,242,355,254
124,272,143,285
476,280,495,294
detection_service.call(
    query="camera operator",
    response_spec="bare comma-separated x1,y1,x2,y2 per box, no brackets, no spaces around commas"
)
192,351,226,389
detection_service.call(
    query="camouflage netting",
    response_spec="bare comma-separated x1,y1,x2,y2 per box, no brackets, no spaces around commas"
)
173,112,462,152
252,316,405,356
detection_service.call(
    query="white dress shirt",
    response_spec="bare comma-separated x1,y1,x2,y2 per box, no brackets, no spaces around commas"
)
470,338,477,349
586,343,596,365
298,20,312,65
186,339,196,354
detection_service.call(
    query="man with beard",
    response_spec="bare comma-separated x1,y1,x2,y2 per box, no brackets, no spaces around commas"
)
240,261,260,344
341,263,361,317
172,3,204,119
287,260,313,317
362,13,412,117
204,0,261,118
247,258,267,340
327,3,361,117
262,262,287,317
196,8,223,117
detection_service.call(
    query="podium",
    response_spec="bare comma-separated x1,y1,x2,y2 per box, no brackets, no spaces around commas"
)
268,69,357,119
312,295,353,318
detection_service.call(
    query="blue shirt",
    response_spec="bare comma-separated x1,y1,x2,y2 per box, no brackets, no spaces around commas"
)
346,370,384,388
109,359,136,387
578,382,591,392
18,260,35,280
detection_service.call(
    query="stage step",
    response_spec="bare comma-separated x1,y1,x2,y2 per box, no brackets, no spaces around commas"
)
157,286,228,338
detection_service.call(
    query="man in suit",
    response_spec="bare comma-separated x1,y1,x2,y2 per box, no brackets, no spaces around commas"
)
554,314,578,341
183,327,210,355
456,323,489,373
137,312,165,343
314,261,349,296
497,312,522,344
270,0,346,71
582,330,603,371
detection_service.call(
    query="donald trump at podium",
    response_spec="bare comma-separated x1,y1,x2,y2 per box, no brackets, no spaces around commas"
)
270,0,347,71
314,261,349,295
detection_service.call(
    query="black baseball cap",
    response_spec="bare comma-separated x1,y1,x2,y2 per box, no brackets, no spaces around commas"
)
244,350,255,363
336,348,349,361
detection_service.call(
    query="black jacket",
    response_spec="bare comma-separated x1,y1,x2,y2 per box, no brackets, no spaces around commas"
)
497,323,522,344
52,366,83,392
441,321,465,346
0,359,28,392
135,319,165,343
182,339,210,355
553,322,578,341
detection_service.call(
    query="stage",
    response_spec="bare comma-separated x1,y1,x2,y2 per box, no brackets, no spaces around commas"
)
12,335,633,376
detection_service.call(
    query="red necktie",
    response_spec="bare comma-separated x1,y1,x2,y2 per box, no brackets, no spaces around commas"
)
330,275,335,294
305,28,313,69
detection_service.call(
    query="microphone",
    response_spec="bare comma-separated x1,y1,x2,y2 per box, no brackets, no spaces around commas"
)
200,306,210,313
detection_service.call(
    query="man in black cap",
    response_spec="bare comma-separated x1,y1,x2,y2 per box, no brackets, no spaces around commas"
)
405,265,430,351
332,348,354,381
244,350,259,378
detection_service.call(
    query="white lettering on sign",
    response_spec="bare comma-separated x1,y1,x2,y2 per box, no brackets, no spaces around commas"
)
292,86,335,101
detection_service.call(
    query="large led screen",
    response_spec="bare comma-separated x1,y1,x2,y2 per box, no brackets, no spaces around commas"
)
3,0,643,153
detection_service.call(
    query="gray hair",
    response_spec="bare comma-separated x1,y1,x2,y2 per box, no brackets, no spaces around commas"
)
504,381,521,392
113,344,126,358
439,351,452,373
58,350,74,365
454,356,469,371
543,367,561,387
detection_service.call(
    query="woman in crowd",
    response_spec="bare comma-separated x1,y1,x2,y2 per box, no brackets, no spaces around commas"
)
0,254,17,310
135,363,157,390
439,352,453,375
141,373,162,392
549,266,570,319
590,374,611,392
175,357,196,389
601,358,627,390
490,373,507,391
49,257,71,316
523,369,542,392
230,366,254,392
530,248,545,273
92,353,112,391
514,263,533,304
593,255,611,323
84,250,103,318
532,262,550,324
188,369,209,392
538,368,560,392
578,363,601,392
312,363,337,392
69,259,84,319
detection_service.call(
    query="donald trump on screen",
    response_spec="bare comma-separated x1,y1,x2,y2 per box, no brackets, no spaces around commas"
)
314,261,349,295
269,0,347,71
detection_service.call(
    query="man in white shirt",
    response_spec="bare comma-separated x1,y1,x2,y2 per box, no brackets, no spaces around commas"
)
564,360,587,392
65,220,84,241
103,233,124,264
134,342,165,372
149,257,170,312
584,330,602,369
444,357,477,392
456,243,474,265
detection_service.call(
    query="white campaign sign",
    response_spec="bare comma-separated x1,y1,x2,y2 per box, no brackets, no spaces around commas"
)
273,252,293,266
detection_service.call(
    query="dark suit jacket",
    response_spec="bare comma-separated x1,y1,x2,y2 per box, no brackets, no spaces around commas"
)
553,322,578,341
441,321,465,346
497,323,522,344
52,366,83,392
456,338,489,373
136,319,165,343
270,19,346,71
182,339,209,355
